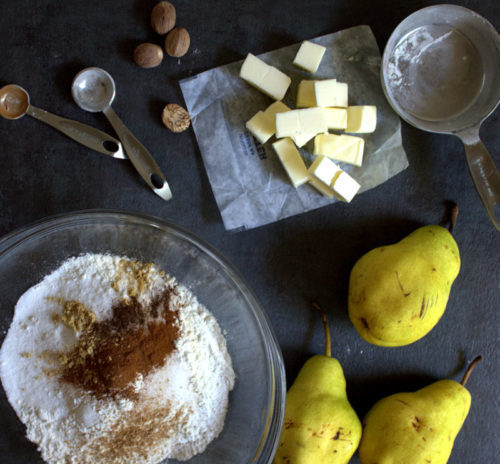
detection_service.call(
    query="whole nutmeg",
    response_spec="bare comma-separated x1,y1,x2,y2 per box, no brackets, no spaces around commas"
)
133,43,164,68
162,103,190,132
151,1,176,35
165,27,190,58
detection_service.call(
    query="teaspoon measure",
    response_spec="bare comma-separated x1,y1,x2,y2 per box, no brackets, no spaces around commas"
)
0,84,125,159
71,67,172,201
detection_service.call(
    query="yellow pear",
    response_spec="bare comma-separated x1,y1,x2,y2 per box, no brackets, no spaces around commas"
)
348,218,460,346
274,304,362,464
359,356,481,464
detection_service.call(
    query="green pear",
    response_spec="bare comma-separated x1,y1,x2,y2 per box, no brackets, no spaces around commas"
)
274,304,362,464
359,356,481,464
348,220,460,347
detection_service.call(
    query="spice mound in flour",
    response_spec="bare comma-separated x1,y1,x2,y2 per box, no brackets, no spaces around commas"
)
0,254,236,464
60,291,179,398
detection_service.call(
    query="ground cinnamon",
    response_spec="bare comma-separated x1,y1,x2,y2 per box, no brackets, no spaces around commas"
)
60,289,179,398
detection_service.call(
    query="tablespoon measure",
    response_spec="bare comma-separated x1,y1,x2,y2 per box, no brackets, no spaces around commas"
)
0,84,125,159
71,67,172,201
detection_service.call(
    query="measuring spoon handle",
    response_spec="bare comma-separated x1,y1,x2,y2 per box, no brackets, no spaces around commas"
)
102,106,172,201
26,105,125,159
458,129,500,231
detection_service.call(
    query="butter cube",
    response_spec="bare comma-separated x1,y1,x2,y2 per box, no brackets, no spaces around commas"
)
240,53,291,100
272,138,311,188
296,80,317,107
240,53,266,85
299,108,327,135
264,67,293,101
246,111,275,144
308,176,335,198
246,101,291,144
264,100,291,119
332,171,361,202
308,158,361,201
314,79,348,107
275,111,301,138
324,107,347,130
275,108,327,139
346,105,377,133
293,41,326,73
291,133,315,148
308,156,342,186
314,133,364,167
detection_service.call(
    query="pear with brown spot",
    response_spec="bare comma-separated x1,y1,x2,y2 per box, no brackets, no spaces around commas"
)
348,206,460,347
359,356,481,464
274,304,362,464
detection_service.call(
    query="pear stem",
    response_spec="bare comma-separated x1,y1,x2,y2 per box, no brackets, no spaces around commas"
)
460,356,482,386
312,302,331,358
449,203,459,234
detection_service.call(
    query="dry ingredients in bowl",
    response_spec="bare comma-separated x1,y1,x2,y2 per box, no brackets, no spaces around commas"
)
0,254,235,464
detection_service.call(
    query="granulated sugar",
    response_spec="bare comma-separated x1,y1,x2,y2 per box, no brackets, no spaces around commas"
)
0,254,235,464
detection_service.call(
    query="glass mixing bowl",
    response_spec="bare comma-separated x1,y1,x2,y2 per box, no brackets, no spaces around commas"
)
0,210,285,464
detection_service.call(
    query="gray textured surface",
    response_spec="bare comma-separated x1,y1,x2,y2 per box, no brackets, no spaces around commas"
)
0,0,498,463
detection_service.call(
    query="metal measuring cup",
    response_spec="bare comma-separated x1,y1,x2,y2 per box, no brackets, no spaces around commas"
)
381,5,500,230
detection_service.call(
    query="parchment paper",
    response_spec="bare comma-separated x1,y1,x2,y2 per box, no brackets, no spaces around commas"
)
180,25,408,231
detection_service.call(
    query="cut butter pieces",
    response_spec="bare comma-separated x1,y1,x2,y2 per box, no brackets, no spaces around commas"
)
266,100,291,118
272,138,310,188
239,47,376,201
346,105,377,133
246,101,291,144
324,107,347,130
240,53,291,101
293,40,326,73
308,155,342,187
308,156,361,202
333,171,362,202
276,108,327,140
291,132,315,148
296,80,317,108
314,133,364,167
315,79,348,108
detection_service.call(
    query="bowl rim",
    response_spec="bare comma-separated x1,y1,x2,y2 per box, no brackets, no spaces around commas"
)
0,209,286,463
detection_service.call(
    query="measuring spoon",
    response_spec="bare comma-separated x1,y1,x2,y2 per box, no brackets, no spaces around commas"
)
0,84,125,159
382,5,500,230
71,67,172,201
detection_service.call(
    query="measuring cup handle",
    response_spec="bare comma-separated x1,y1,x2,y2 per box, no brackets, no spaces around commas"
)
102,106,172,201
26,105,125,159
459,130,500,231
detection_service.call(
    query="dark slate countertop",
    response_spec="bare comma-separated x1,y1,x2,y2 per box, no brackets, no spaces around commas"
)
0,1,498,463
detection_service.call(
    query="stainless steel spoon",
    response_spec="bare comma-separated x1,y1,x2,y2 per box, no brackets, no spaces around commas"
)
0,84,125,159
71,67,172,201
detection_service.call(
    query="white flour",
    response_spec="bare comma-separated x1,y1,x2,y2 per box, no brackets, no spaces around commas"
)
0,254,235,464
